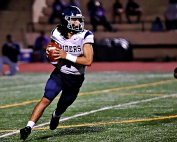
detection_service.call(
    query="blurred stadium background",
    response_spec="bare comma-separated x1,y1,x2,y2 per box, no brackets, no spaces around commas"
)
0,0,177,62
1,1,177,141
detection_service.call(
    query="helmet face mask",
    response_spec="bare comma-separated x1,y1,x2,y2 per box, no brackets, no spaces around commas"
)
62,6,84,32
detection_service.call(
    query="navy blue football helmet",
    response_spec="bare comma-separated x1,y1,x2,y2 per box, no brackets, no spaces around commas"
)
61,6,84,32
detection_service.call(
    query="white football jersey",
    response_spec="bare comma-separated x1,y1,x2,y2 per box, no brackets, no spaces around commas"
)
50,28,94,75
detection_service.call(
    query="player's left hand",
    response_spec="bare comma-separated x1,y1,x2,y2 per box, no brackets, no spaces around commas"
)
46,48,49,58
52,48,67,60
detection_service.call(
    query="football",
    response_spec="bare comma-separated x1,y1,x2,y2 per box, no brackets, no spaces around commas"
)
47,43,61,65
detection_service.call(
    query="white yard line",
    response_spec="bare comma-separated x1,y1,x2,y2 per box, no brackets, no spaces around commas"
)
0,94,176,138
0,83,45,91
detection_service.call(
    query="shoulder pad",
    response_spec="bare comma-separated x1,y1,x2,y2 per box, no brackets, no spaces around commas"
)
84,31,93,39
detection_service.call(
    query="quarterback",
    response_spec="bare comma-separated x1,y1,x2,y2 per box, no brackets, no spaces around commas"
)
20,6,94,140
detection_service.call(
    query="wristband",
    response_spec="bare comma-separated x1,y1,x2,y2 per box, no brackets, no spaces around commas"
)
66,53,77,63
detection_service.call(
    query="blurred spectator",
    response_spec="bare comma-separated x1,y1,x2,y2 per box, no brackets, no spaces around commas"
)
169,0,177,4
112,0,124,24
48,0,66,24
0,34,21,76
87,0,96,23
150,17,164,32
89,1,116,32
34,31,49,62
125,0,142,23
164,0,177,31
67,0,80,8
87,0,96,13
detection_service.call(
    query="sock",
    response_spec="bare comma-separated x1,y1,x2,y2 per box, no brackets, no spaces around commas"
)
53,110,60,118
26,121,35,129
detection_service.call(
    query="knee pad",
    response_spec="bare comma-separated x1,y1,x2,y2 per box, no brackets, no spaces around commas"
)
44,78,62,101
44,90,57,101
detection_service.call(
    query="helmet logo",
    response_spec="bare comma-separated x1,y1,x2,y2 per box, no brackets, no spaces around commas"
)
71,13,75,16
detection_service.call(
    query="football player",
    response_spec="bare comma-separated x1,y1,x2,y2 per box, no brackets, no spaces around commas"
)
20,6,94,140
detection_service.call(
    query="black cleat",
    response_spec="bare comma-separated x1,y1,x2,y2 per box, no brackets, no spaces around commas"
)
50,113,60,130
20,126,31,141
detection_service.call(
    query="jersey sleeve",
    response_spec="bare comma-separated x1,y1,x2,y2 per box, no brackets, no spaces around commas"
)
83,30,94,44
50,28,60,42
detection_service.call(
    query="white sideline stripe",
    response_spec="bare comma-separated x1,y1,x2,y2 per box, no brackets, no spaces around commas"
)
0,94,176,138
